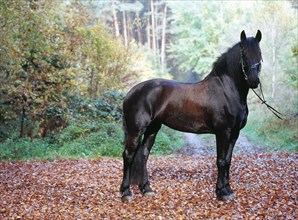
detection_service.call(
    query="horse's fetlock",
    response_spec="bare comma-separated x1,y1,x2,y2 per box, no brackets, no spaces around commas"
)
120,184,130,193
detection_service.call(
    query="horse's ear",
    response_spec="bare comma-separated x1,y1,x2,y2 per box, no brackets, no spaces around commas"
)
255,30,262,42
240,30,246,43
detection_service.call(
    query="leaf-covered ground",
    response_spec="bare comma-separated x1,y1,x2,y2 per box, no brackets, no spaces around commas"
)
0,154,297,219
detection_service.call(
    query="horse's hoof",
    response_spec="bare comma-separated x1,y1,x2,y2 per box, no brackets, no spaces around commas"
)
218,193,235,201
121,195,133,202
144,191,155,197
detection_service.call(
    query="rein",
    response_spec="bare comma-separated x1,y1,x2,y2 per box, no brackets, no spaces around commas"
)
251,82,283,120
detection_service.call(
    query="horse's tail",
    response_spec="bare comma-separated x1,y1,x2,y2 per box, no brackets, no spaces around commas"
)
122,113,146,185
130,143,146,185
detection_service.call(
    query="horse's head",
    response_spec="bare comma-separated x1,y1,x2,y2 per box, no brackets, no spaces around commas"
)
240,30,262,89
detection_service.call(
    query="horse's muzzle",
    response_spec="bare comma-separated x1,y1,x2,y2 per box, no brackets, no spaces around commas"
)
247,76,260,89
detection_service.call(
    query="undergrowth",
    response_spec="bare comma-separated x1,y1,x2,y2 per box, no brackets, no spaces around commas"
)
243,108,298,152
0,121,183,161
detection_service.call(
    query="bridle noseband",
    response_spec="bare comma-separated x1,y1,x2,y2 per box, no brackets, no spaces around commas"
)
240,48,262,80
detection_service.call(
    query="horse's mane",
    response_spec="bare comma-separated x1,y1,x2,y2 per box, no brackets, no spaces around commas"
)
205,42,241,80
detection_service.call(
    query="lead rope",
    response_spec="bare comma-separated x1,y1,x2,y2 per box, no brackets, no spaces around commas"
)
251,82,284,120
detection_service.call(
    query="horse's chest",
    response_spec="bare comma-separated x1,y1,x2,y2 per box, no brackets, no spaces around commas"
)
237,105,248,129
214,102,248,130
232,105,248,129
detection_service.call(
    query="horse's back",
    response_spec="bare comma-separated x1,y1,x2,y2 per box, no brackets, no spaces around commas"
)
124,78,176,99
123,78,195,109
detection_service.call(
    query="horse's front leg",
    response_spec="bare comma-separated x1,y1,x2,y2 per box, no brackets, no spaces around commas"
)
215,130,239,200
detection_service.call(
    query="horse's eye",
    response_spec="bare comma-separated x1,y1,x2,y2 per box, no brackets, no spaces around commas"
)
256,63,261,72
251,62,261,72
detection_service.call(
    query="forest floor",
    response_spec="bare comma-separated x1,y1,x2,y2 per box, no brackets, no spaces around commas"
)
0,135,297,219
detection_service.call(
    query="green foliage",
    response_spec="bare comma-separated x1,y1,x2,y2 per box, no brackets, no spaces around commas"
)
1,0,75,139
243,107,298,152
0,137,58,161
68,90,125,122
0,0,143,140
56,121,124,159
77,24,138,97
52,91,126,159
167,2,239,80
0,121,183,161
153,126,183,155
0,90,183,161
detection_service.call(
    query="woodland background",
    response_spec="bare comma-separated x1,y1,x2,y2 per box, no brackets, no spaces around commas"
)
0,0,297,160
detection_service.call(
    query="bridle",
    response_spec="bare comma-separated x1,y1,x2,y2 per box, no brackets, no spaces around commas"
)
240,48,262,81
240,48,283,120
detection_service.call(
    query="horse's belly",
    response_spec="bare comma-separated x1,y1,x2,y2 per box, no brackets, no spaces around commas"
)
162,116,212,134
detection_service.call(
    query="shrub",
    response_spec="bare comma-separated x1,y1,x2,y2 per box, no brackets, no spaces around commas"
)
68,90,124,123
152,126,184,155
0,90,185,161
0,137,58,161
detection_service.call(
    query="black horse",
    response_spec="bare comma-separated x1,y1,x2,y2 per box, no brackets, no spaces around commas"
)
120,30,262,201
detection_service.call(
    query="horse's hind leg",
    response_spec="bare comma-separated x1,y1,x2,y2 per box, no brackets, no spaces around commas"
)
120,131,142,201
138,122,161,196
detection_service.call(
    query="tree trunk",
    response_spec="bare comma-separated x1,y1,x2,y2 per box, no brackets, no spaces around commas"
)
271,27,276,98
89,71,94,99
136,12,143,45
161,3,167,73
20,105,25,138
150,0,156,54
127,12,134,44
147,14,151,47
122,10,128,47
111,1,120,37
20,94,27,138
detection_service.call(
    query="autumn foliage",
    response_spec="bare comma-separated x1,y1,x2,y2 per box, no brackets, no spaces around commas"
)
0,153,297,219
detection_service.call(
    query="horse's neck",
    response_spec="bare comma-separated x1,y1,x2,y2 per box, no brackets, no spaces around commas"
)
206,69,249,104
240,84,249,102
204,46,250,104
230,74,249,105
226,47,250,100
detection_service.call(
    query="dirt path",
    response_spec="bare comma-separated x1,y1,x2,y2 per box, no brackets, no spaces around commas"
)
179,133,266,156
